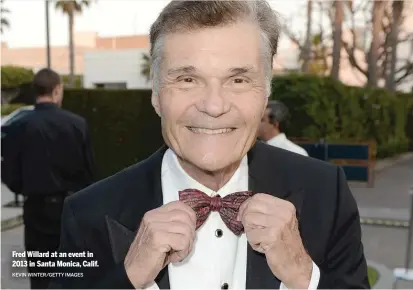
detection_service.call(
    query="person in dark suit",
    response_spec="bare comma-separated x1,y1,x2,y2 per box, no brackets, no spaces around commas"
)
50,1,369,289
1,68,95,289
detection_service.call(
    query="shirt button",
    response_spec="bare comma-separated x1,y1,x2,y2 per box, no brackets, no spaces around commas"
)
215,229,223,238
221,282,229,289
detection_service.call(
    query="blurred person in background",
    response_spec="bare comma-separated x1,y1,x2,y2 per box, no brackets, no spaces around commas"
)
1,68,95,289
258,100,308,156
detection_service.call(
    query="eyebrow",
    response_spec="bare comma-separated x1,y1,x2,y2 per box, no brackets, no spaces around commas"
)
166,65,257,76
229,66,257,75
167,66,197,76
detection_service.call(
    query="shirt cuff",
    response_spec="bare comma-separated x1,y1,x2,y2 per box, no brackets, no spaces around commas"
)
143,281,160,290
280,261,320,289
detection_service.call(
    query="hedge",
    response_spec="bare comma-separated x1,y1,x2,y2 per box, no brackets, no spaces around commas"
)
62,89,164,179
270,74,413,158
1,103,27,116
1,74,404,180
1,66,34,88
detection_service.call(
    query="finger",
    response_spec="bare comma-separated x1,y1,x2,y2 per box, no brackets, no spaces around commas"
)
152,207,196,230
153,221,196,242
163,201,197,225
241,212,272,229
165,232,193,262
237,198,251,221
245,228,276,253
241,198,273,216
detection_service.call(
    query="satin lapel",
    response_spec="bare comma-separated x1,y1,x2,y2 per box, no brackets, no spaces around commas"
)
105,145,170,289
246,142,305,289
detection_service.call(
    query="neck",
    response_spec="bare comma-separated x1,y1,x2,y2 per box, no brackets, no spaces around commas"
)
177,157,241,192
36,96,55,104
263,130,280,142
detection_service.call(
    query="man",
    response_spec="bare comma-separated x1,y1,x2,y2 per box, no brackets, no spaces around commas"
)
258,100,308,156
51,1,369,289
1,68,95,289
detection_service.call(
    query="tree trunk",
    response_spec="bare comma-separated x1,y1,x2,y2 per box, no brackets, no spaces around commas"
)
331,1,343,79
302,0,312,73
68,10,75,88
368,1,385,87
386,0,404,91
45,0,51,68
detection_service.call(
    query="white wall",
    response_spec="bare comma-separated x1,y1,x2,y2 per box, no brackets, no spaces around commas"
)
83,48,152,89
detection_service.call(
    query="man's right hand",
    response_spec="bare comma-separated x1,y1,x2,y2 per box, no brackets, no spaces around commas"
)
124,201,197,288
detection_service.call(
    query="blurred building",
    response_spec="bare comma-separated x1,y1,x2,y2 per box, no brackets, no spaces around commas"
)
83,48,150,89
1,32,149,75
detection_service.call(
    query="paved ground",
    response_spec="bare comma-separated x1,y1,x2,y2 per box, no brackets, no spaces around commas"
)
352,158,413,213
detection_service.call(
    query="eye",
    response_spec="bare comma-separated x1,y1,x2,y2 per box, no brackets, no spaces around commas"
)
233,78,246,84
180,77,194,83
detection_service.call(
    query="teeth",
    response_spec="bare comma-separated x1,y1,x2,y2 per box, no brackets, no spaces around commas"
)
189,127,233,134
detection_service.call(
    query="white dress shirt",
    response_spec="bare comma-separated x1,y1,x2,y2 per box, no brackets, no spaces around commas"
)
267,133,309,156
145,148,319,289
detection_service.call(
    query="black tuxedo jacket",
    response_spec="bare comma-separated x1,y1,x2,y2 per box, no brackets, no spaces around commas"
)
49,142,370,289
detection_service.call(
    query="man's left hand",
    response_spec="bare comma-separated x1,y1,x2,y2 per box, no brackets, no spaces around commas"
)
237,193,313,289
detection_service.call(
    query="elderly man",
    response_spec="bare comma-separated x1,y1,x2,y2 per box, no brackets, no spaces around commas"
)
258,100,309,156
50,1,369,289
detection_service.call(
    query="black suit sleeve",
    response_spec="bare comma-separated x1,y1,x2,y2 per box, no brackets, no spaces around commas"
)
318,166,370,289
1,124,23,194
48,200,135,289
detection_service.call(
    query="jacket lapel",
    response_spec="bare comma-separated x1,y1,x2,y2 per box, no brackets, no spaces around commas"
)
105,145,171,289
246,142,305,289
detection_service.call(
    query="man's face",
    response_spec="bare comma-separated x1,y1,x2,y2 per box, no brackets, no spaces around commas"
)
152,21,268,172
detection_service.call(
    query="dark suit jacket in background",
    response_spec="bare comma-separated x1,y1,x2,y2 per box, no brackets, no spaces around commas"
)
1,102,95,196
49,142,370,289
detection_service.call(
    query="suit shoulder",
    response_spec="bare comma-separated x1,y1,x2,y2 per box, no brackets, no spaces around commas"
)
56,109,86,125
65,158,152,218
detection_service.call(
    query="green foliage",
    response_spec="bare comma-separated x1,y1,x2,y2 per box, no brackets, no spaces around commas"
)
271,74,413,158
1,66,34,88
367,266,379,287
62,89,164,180
62,75,83,88
1,103,26,116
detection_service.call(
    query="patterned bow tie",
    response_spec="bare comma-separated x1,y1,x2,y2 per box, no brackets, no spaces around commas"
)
179,189,255,236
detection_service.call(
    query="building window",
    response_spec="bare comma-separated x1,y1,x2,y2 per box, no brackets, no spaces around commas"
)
94,82,127,89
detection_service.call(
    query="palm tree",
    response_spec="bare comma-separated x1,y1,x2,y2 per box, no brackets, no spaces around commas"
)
141,53,152,82
330,1,343,79
55,0,91,87
1,0,10,34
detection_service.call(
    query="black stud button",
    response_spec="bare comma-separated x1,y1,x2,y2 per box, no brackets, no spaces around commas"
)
221,282,229,289
215,229,223,238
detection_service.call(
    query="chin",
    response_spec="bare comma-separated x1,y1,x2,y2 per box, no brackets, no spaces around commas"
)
186,150,242,173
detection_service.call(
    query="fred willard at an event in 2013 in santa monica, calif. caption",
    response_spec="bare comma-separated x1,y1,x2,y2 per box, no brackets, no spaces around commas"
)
8,1,371,289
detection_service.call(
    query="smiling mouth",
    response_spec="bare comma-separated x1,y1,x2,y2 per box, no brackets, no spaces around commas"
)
187,127,236,135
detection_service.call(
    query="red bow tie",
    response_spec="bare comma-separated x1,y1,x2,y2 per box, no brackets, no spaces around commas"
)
179,189,254,236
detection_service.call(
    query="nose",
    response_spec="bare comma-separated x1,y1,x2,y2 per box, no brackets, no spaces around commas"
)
197,82,231,118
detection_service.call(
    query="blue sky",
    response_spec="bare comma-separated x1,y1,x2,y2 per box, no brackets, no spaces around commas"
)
2,0,307,48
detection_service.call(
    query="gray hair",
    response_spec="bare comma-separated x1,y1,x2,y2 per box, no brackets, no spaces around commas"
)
149,0,281,96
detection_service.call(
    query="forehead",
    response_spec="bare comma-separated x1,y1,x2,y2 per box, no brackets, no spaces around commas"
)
162,21,263,72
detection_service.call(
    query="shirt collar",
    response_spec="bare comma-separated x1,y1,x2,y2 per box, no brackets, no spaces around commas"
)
267,133,287,145
35,102,59,110
162,148,248,197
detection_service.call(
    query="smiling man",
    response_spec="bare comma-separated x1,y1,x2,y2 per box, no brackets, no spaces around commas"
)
50,1,369,289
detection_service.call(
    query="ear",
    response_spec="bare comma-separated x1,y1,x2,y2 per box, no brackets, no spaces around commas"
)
151,92,161,117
